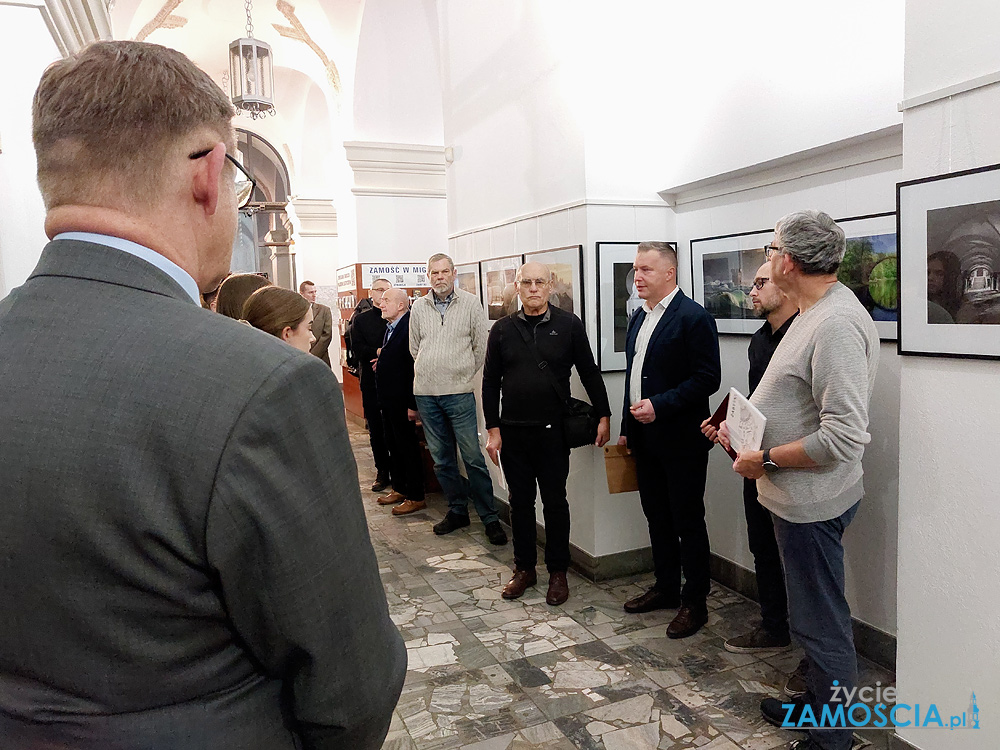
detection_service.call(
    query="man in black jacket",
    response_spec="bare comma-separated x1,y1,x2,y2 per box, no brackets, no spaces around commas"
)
350,278,393,491
375,288,425,515
483,262,611,605
618,242,721,640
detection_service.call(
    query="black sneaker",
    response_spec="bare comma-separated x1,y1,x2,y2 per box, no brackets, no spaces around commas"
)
433,512,471,535
724,626,791,653
784,658,809,698
484,521,508,546
760,696,810,731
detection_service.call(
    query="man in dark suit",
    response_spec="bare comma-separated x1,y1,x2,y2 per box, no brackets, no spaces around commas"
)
350,278,394,491
617,241,721,639
300,279,334,366
0,41,405,750
375,288,425,515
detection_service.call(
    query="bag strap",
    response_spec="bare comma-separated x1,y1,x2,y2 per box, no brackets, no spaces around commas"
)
510,316,574,411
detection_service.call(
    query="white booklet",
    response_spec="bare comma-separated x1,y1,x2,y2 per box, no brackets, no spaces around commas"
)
725,387,767,454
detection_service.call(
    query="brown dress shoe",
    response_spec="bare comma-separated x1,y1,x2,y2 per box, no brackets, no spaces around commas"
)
546,572,569,606
623,588,680,614
501,569,537,600
377,490,405,505
666,603,708,639
392,499,427,515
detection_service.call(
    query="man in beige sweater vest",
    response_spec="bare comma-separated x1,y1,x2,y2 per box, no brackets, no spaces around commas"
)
409,253,507,546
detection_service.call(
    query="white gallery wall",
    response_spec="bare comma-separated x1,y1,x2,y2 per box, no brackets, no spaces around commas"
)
895,1,1000,748
0,6,59,298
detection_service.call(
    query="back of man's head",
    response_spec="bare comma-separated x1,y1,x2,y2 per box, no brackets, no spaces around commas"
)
774,210,846,275
33,41,235,211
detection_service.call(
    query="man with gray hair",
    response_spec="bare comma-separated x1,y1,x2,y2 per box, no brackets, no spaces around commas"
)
410,253,507,545
0,41,404,750
720,210,879,750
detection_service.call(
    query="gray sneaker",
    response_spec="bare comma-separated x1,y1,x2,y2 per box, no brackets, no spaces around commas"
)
724,627,792,653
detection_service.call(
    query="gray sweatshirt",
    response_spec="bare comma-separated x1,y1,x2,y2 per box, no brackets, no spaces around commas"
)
409,287,489,396
750,282,880,523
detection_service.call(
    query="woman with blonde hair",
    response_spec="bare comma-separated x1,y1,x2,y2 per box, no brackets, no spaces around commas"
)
242,286,316,353
215,273,272,319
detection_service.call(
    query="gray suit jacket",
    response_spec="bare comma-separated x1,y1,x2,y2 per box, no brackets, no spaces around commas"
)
310,302,334,366
0,239,406,749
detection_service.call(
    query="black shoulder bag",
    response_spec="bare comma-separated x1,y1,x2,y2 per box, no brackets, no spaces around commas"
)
511,318,600,449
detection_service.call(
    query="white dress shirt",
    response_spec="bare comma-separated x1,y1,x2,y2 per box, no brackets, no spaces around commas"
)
629,286,680,406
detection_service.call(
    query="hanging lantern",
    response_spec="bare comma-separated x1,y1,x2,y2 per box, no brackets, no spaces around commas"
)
229,0,275,119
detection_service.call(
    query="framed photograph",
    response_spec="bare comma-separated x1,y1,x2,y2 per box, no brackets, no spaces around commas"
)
479,254,524,325
691,230,772,334
596,241,677,371
836,212,898,341
524,245,584,319
898,163,1000,360
454,262,481,304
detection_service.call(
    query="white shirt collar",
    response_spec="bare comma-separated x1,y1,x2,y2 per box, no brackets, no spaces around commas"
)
642,285,680,315
53,232,202,305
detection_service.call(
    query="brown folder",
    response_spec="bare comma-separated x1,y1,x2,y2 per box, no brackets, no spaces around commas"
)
604,445,639,494
708,395,738,460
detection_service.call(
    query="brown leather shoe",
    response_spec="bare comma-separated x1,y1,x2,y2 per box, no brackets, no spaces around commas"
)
666,603,708,639
391,499,426,515
623,588,680,614
377,490,405,505
501,569,537,600
546,572,569,606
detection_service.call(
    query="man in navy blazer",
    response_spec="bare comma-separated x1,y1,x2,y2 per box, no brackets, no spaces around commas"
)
375,288,426,515
617,242,721,639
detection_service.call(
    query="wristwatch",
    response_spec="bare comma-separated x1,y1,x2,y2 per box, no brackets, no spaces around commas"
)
762,449,780,473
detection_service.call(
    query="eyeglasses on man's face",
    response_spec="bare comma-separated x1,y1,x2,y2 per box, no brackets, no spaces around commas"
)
189,148,257,209
764,244,783,260
517,278,550,289
751,277,769,290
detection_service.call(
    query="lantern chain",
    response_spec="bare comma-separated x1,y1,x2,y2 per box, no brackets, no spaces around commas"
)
245,0,254,38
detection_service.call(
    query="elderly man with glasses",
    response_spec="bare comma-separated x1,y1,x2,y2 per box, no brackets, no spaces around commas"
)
482,262,611,604
0,41,404,750
719,211,879,750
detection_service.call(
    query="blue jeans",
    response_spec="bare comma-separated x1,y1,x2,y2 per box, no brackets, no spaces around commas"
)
414,393,498,525
772,500,861,750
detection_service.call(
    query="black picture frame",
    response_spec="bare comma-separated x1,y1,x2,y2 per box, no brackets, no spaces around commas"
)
898,163,1000,360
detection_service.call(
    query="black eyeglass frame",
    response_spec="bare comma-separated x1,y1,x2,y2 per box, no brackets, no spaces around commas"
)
751,277,769,290
763,244,784,260
189,148,257,209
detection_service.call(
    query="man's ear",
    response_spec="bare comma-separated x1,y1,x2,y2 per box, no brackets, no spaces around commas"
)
191,142,227,216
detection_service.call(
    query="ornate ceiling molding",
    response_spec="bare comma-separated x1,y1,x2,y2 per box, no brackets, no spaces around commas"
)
133,0,186,42
273,0,341,94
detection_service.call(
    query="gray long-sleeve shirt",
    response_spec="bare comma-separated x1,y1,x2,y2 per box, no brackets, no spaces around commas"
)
750,282,880,523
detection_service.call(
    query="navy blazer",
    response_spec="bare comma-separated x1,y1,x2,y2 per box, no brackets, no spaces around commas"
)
621,288,721,450
375,311,417,410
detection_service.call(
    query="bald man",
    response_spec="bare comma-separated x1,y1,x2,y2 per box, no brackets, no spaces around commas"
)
375,288,425,514
482,262,611,605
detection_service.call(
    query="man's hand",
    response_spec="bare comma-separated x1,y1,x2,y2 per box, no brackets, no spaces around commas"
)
700,417,719,443
717,421,732,452
733,450,765,479
616,435,629,452
370,357,378,373
629,399,656,424
594,417,611,447
407,408,420,423
486,427,502,467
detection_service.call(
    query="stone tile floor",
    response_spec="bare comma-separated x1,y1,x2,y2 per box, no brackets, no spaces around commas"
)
348,424,895,750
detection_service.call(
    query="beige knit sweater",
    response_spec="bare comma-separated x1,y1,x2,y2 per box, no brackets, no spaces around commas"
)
408,288,489,395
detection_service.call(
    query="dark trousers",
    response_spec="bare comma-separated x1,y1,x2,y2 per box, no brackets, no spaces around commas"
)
361,378,391,480
773,501,860,750
499,425,571,573
630,420,711,605
744,479,789,637
381,406,424,501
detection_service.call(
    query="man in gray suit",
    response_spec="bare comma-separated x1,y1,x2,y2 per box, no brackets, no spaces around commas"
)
300,279,334,365
0,41,405,750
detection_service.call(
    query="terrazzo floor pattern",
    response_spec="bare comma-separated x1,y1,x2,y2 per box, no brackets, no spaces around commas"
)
347,423,894,750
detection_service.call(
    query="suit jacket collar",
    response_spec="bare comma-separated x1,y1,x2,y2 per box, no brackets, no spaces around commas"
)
30,239,195,304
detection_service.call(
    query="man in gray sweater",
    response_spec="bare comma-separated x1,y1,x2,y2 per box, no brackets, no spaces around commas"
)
720,211,879,750
410,253,507,545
